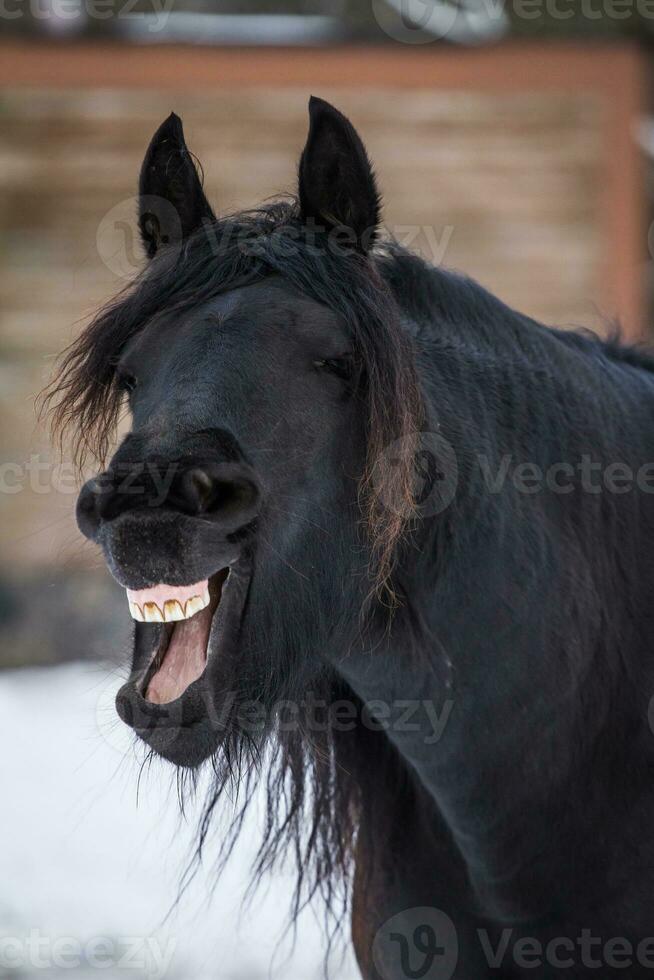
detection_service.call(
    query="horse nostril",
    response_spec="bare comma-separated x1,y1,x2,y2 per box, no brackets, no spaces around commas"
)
180,467,220,514
176,462,261,529
186,468,216,513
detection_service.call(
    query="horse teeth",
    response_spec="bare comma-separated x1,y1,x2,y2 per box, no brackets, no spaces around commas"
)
129,602,144,622
143,602,164,623
125,580,211,622
163,599,186,622
185,594,208,618
128,595,207,623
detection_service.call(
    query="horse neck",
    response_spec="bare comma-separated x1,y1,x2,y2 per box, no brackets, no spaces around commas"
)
338,304,654,918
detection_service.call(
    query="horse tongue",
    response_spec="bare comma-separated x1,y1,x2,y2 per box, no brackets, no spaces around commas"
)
146,603,213,704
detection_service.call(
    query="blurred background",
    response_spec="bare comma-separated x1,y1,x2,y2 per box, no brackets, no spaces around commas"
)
1,3,653,978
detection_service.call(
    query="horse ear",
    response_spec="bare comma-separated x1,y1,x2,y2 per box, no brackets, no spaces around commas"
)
138,113,215,259
298,96,380,253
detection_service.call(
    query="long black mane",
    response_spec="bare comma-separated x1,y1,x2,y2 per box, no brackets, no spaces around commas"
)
382,241,654,377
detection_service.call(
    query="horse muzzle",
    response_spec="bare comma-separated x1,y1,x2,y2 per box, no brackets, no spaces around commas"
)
76,455,260,760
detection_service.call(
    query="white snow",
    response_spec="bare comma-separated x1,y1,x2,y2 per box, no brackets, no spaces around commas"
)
0,663,360,980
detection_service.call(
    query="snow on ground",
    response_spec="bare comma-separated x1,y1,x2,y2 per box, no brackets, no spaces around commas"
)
0,663,360,980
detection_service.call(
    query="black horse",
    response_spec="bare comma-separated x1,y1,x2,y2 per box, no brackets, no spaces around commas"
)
49,98,654,978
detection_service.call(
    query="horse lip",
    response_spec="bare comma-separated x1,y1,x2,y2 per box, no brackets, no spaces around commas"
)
97,509,244,592
115,675,228,765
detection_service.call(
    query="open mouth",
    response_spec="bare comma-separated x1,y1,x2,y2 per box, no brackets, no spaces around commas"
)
127,570,229,705
114,551,251,766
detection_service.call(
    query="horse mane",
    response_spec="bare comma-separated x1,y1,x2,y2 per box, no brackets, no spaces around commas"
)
379,240,654,378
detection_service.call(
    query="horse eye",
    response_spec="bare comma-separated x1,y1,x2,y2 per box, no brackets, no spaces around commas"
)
313,356,353,380
117,370,137,394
